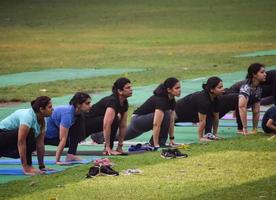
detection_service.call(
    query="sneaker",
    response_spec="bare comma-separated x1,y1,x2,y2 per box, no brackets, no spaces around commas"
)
205,133,216,140
161,149,176,159
170,148,188,158
86,166,100,178
100,165,119,176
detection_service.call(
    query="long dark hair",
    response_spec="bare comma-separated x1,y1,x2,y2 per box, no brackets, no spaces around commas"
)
246,63,265,80
31,96,51,113
69,92,91,108
154,77,179,96
202,76,222,92
112,77,131,96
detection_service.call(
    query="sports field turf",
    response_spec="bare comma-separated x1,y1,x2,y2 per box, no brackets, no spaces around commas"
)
0,0,276,199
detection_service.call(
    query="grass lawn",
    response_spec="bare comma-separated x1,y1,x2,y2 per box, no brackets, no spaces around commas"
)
0,0,276,101
0,134,275,200
0,0,276,199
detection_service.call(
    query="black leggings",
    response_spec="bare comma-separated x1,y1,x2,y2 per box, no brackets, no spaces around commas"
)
58,115,120,154
0,129,36,165
84,115,119,149
44,118,82,155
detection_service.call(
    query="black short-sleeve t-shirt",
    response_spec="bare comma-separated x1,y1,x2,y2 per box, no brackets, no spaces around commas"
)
133,95,176,115
87,94,128,118
175,90,219,121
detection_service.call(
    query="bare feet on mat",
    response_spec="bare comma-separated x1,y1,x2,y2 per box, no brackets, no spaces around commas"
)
66,154,82,162
199,137,212,142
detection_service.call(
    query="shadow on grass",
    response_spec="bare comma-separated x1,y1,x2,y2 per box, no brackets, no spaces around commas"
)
189,175,276,200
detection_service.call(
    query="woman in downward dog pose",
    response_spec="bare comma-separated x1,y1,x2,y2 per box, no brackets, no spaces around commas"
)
0,96,53,175
175,76,224,142
44,92,91,164
124,77,181,148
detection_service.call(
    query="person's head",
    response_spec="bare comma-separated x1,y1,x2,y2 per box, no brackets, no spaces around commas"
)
69,92,91,113
112,77,132,98
31,96,53,117
202,76,224,96
246,63,266,83
154,77,181,98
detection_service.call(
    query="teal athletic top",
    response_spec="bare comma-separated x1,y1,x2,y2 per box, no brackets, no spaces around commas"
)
0,108,43,137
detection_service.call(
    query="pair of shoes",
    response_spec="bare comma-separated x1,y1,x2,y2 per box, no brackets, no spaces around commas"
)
128,143,155,152
100,165,119,176
86,166,100,178
86,165,119,178
161,148,188,159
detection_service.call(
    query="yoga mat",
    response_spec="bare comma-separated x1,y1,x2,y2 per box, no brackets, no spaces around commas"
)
0,168,62,175
222,114,263,120
0,158,94,165
175,122,260,128
234,49,276,58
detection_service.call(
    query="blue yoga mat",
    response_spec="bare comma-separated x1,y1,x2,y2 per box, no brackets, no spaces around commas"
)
175,122,260,128
222,114,263,121
0,159,92,165
0,168,62,175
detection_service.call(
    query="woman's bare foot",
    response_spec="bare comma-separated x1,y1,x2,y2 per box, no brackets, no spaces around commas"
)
66,154,82,162
199,137,212,142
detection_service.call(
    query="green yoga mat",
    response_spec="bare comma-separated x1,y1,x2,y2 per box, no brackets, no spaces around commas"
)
235,49,276,58
0,68,144,88
1,66,275,120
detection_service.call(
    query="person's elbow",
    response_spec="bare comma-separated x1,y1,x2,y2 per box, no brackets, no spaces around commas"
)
153,122,161,129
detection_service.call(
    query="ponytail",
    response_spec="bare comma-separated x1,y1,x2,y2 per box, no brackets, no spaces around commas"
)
69,92,91,108
202,76,222,92
154,77,179,96
31,96,51,113
112,77,131,96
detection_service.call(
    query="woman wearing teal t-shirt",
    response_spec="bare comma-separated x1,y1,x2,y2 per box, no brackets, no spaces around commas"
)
0,96,53,175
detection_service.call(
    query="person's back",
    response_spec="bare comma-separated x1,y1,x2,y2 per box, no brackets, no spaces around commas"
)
262,106,276,133
46,105,75,139
87,94,128,118
0,108,41,137
175,90,219,122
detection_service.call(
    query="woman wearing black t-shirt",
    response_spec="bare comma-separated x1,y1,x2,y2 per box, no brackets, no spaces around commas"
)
175,77,224,142
124,77,181,148
82,78,132,155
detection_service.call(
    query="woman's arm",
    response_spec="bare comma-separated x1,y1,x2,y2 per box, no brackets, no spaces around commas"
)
18,125,41,174
168,110,176,145
198,113,207,140
212,112,219,136
18,125,30,168
252,102,260,132
238,96,249,134
36,130,45,169
103,107,116,154
56,125,69,163
266,119,276,132
117,111,127,151
152,109,164,147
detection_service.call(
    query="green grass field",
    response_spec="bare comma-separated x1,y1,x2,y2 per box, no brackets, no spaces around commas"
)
0,0,276,101
0,0,276,199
